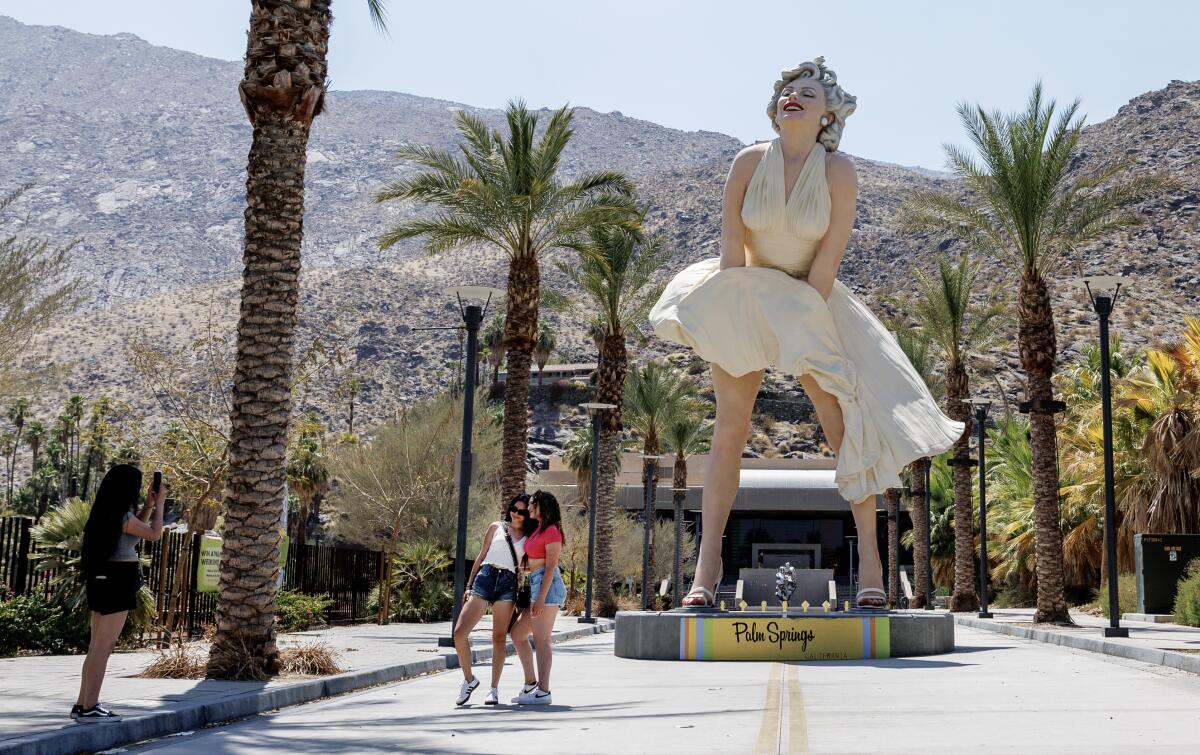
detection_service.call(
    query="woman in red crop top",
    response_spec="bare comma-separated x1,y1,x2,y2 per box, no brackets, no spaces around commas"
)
510,490,567,706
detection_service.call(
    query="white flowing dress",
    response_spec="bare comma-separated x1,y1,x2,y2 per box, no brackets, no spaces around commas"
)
649,139,964,503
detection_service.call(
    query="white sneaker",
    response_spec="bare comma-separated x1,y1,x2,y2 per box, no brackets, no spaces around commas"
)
510,682,537,704
517,687,552,706
456,676,480,706
484,687,499,705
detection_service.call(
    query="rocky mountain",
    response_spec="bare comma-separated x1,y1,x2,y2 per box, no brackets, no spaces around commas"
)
3,17,1198,457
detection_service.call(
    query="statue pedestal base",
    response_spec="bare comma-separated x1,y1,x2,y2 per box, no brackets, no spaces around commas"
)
614,609,953,661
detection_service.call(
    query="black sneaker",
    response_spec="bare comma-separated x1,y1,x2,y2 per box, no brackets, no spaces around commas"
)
70,704,82,719
76,704,122,723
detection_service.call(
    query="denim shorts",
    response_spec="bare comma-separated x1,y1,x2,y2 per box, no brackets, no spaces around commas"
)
471,564,517,603
529,567,567,606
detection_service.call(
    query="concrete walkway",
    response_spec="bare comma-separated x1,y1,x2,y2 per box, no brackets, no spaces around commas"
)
953,608,1200,674
0,616,613,755
122,624,1200,754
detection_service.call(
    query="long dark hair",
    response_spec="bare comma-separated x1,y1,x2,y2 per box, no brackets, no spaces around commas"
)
530,490,564,545
81,464,142,573
503,492,535,537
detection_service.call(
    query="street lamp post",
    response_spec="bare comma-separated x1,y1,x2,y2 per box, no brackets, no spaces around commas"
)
435,286,501,647
963,398,993,619
640,454,663,611
846,534,858,596
1078,275,1130,638
579,402,616,624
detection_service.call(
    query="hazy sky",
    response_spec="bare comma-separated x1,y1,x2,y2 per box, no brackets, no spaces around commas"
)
4,1,1198,169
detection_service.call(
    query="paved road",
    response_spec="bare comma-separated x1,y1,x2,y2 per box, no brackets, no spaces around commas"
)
130,626,1200,754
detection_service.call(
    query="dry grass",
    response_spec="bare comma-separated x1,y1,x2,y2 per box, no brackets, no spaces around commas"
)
278,642,344,676
138,642,206,679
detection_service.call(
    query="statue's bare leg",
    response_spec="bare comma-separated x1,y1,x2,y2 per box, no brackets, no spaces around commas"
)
683,364,764,606
797,374,883,600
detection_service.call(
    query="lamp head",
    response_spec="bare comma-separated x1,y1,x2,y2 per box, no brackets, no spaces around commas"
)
1072,275,1128,313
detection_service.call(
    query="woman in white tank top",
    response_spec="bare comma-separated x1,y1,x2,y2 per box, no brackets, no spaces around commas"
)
452,493,531,706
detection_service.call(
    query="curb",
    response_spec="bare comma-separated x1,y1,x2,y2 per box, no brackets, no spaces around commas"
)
954,615,1200,675
1,621,613,755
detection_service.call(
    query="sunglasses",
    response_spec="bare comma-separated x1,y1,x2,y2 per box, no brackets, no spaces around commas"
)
509,506,528,516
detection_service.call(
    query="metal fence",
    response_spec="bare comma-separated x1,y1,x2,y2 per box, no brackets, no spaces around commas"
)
1,515,381,636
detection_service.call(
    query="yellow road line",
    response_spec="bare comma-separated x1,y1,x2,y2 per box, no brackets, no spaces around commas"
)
785,665,810,754
754,663,783,754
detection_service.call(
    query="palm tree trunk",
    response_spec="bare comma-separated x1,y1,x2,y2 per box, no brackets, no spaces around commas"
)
644,438,659,606
947,363,979,612
672,456,687,608
1020,271,1070,623
593,331,627,617
207,0,330,681
500,253,540,503
885,488,900,606
909,458,930,609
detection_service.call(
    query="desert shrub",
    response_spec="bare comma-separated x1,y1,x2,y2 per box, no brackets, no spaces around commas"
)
275,590,334,632
368,541,453,623
1173,559,1200,627
138,642,205,678
278,641,343,675
1091,572,1139,619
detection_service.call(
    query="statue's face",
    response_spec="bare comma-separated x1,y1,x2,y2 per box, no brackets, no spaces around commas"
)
775,77,827,130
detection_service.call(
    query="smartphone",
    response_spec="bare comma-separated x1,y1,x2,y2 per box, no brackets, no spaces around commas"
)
152,471,163,495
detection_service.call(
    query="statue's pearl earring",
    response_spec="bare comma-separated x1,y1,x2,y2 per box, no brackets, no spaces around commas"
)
820,116,831,127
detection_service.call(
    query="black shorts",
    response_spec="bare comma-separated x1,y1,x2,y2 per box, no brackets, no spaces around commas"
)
86,561,143,616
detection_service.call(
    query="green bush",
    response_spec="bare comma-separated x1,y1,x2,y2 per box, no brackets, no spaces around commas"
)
275,590,334,632
1096,572,1139,619
368,541,453,623
1173,559,1200,627
0,593,88,656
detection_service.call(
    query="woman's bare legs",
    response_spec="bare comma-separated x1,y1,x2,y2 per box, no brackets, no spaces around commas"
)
452,595,488,683
488,602,514,689
797,374,883,595
531,607,559,692
510,610,536,687
684,365,764,604
76,610,127,709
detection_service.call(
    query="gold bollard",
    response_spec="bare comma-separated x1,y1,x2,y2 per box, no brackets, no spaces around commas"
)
739,600,748,612
800,600,810,613
822,600,831,613
720,601,726,611
844,600,851,612
761,600,768,612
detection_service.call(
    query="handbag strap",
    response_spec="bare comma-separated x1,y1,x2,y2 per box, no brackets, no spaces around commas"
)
501,523,520,572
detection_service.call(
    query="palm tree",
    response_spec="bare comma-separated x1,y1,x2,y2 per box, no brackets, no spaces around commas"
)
286,423,329,551
6,398,28,506
209,0,389,681
376,102,637,505
482,314,506,390
1115,320,1200,540
561,426,595,510
557,223,668,614
662,405,711,607
903,84,1174,622
23,420,47,479
534,323,556,386
890,253,1007,611
882,487,902,605
894,329,942,608
625,361,698,605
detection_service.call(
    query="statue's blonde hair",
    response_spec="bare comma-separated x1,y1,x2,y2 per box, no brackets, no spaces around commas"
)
767,57,857,151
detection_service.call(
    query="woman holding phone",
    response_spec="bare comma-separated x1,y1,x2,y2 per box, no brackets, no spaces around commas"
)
72,465,166,722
